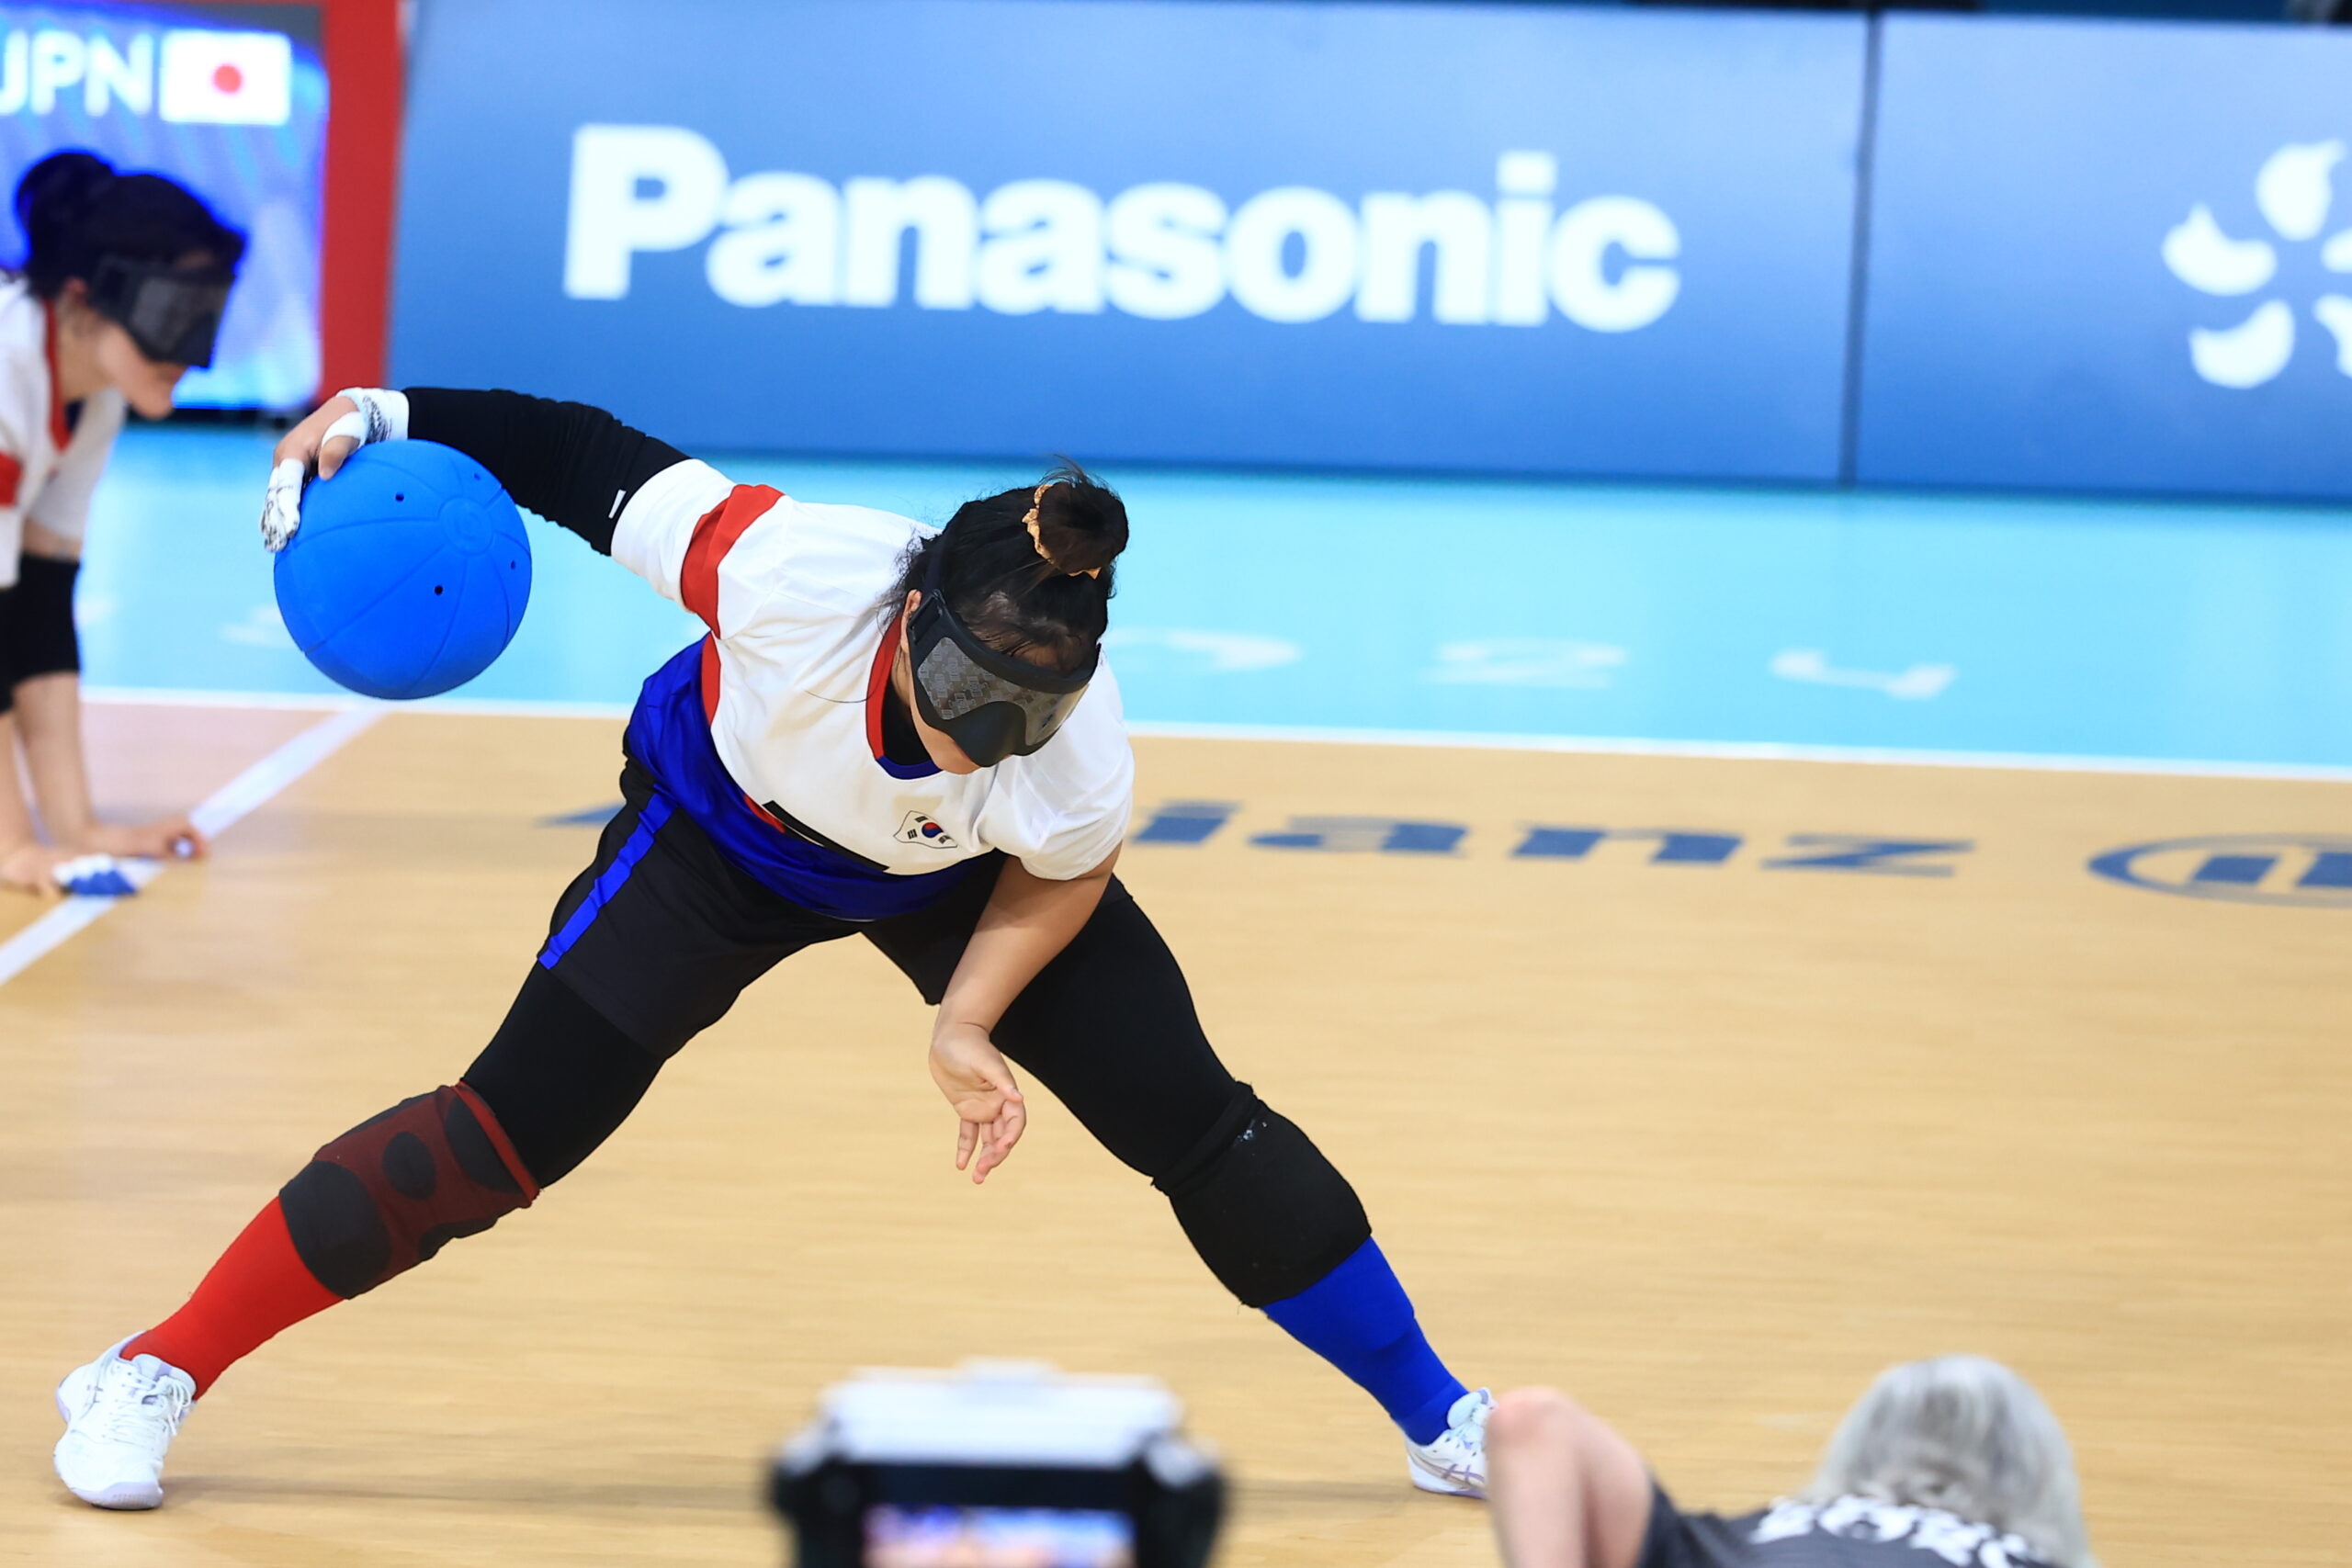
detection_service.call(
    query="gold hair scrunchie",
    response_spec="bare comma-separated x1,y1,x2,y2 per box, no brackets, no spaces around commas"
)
1023,483,1102,579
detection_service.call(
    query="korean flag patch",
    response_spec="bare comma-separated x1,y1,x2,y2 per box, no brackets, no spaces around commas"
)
897,811,959,850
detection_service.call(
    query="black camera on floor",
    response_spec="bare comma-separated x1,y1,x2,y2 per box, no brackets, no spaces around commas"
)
772,1361,1225,1568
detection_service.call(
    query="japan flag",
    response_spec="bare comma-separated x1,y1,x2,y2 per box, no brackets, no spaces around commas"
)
159,29,292,127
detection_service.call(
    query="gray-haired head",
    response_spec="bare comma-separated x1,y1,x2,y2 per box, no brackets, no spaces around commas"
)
1805,1356,2095,1568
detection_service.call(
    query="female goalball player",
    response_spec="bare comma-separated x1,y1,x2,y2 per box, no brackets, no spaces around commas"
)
0,151,242,895
53,386,1494,1509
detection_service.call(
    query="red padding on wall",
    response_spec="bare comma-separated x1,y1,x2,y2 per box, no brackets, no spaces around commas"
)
314,0,401,394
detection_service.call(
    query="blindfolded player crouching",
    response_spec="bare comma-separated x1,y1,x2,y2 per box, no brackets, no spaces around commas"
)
0,151,240,897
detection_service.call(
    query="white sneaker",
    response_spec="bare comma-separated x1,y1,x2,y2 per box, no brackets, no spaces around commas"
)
1405,1387,1492,1498
53,1338,194,1509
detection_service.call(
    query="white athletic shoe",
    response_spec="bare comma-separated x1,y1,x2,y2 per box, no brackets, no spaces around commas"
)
53,1338,194,1509
1405,1386,1493,1498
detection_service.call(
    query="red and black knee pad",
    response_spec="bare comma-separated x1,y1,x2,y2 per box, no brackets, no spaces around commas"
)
278,1084,539,1299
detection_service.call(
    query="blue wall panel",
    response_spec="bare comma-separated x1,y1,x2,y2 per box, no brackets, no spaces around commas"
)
391,0,1865,480
391,0,2352,501
1858,17,2352,500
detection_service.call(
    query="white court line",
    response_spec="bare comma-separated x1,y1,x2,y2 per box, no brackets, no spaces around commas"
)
83,685,2352,784
1125,720,2352,783
85,686,633,721
0,707,380,988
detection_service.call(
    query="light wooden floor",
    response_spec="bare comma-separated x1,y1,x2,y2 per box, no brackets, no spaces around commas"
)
3,703,2346,1568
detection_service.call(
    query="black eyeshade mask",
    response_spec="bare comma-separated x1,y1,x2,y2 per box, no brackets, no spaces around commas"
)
86,256,234,367
904,544,1097,769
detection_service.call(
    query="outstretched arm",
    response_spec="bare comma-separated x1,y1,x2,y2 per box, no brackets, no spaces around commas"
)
0,711,69,897
402,388,687,554
264,388,689,555
926,849,1119,1185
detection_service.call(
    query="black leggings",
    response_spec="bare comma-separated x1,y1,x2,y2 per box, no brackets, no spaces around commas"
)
368,764,1373,1307
466,838,1237,1189
0,555,82,717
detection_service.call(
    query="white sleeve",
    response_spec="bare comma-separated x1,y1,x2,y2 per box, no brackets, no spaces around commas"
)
0,355,41,585
607,457,739,603
612,464,816,642
27,392,124,544
989,671,1136,880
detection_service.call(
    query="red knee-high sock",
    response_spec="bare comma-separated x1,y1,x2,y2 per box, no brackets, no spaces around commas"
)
122,1198,340,1396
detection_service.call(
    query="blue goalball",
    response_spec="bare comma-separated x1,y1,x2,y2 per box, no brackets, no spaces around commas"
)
274,440,532,701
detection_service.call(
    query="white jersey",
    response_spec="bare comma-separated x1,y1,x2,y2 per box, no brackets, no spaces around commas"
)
0,277,126,586
609,458,1133,919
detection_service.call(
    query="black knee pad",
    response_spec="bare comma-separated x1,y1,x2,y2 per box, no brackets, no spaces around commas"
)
278,1085,538,1299
6,556,79,682
1152,1085,1372,1309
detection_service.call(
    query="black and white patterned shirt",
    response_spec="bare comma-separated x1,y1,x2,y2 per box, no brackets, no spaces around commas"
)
1671,1495,2057,1568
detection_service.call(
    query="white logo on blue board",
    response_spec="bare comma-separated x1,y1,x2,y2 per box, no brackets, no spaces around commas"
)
2163,141,2352,389
0,26,292,125
563,128,1681,334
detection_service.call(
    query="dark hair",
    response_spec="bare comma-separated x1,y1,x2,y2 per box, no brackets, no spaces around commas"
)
13,150,245,299
889,461,1129,674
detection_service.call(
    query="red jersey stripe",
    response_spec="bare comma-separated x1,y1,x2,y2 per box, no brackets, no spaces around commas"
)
865,615,904,760
698,635,721,723
696,630,798,837
40,302,68,452
679,483,782,633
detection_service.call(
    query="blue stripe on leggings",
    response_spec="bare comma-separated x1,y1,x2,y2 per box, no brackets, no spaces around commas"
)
539,795,674,969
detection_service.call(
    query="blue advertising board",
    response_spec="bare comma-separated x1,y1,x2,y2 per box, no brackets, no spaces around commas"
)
392,0,1866,480
0,1,327,408
1857,16,2352,500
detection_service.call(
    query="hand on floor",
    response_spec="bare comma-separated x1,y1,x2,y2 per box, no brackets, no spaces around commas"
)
0,842,70,900
79,817,207,863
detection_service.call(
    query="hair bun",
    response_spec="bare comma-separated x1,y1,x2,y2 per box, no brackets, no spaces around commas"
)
16,150,115,245
1032,460,1129,577
11,152,243,302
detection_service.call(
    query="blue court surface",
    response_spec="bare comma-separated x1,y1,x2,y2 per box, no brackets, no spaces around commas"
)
79,425,2352,777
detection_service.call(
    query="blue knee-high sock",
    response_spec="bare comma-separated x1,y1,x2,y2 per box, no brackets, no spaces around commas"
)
1261,1238,1467,1444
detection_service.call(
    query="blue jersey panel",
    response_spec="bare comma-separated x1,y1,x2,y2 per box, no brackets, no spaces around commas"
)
623,642,975,921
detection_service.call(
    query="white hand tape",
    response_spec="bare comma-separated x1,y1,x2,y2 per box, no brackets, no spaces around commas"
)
261,457,307,552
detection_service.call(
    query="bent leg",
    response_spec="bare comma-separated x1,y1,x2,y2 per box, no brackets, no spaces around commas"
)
273,960,664,1298
464,963,667,1186
125,771,841,1393
1487,1389,1655,1568
868,867,1351,1277
125,965,656,1392
865,868,1466,1439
